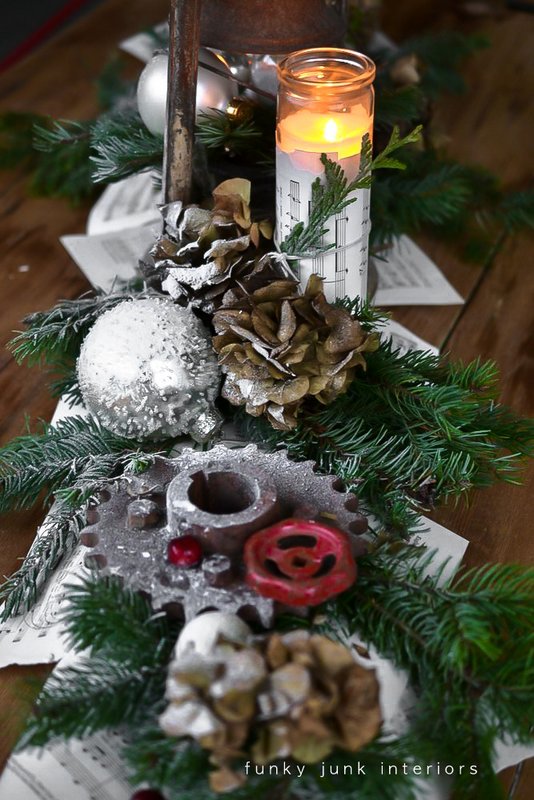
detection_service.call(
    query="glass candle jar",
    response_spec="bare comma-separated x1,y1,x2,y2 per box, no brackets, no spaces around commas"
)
276,48,376,301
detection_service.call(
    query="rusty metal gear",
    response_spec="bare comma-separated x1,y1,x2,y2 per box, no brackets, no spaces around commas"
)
81,444,367,627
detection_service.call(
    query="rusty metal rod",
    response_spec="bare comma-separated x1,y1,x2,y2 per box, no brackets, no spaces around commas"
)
199,58,276,102
164,0,202,204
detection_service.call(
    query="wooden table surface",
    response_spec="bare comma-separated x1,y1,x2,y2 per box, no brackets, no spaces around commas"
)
0,0,532,795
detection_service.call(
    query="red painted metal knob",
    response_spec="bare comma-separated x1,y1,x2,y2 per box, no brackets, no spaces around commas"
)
244,518,357,606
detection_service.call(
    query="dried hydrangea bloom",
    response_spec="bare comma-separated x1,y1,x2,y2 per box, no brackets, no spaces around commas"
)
160,629,382,793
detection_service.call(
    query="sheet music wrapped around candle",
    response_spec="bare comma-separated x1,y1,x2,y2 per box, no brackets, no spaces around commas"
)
276,48,376,302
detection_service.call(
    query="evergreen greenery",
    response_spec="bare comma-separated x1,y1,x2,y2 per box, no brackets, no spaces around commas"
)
326,544,534,799
90,109,163,183
10,291,147,368
18,547,533,799
370,148,534,257
240,340,534,536
0,416,157,618
392,31,489,98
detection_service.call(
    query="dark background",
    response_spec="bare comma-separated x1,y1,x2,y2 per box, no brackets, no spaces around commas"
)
0,0,103,68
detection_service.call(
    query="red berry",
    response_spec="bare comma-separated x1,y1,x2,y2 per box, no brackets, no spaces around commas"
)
131,790,165,800
167,535,203,567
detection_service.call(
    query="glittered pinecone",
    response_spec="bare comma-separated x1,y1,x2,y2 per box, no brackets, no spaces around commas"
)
145,178,273,313
159,629,382,793
212,274,380,430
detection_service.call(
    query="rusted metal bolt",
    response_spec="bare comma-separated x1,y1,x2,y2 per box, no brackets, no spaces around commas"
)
127,499,162,529
202,553,234,587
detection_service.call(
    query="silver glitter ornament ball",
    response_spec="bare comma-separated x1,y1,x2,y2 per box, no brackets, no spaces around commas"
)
137,50,237,136
77,298,221,442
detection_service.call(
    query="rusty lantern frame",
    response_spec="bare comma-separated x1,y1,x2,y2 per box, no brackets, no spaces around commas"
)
163,0,348,205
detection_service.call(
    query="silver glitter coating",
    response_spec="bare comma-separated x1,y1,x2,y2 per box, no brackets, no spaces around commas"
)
77,297,221,442
80,445,367,627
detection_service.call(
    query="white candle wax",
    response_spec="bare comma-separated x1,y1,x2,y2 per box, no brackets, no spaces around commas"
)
276,106,372,302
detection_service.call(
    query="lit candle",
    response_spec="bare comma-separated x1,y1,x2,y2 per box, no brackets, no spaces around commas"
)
276,48,376,302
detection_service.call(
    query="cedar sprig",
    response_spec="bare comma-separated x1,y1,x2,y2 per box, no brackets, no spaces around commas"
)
280,125,422,257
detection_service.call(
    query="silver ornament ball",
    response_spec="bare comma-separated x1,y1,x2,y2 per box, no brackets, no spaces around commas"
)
77,298,221,442
137,50,238,136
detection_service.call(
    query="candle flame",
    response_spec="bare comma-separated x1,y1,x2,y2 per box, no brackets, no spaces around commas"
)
324,118,338,143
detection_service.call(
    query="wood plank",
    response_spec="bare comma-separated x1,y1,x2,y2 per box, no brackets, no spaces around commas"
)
0,0,168,773
383,9,534,794
0,0,531,790
432,233,534,799
384,7,534,352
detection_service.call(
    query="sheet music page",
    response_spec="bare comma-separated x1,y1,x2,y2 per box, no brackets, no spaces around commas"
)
119,22,168,63
0,729,132,800
86,173,162,236
372,236,464,306
381,317,440,356
61,223,157,292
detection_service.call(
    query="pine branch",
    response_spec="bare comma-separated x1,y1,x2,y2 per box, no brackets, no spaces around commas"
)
90,109,163,184
332,545,534,705
18,566,532,799
334,296,390,332
240,340,534,535
9,290,154,368
0,416,133,513
64,576,175,663
0,112,44,169
0,446,156,619
22,578,419,799
18,657,164,748
331,545,534,796
394,31,489,99
20,578,179,748
371,148,534,255
374,85,424,129
492,188,534,234
32,118,95,203
0,503,84,620
49,366,83,406
196,109,263,153
96,56,136,111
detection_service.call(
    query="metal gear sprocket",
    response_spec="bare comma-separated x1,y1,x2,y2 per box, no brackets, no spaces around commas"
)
81,444,367,627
